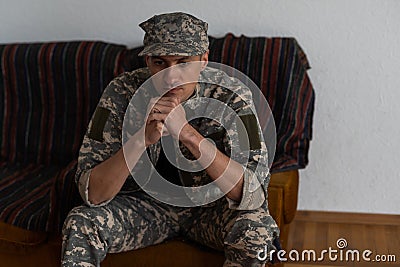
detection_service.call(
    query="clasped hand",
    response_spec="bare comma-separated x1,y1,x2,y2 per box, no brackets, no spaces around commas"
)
144,96,188,146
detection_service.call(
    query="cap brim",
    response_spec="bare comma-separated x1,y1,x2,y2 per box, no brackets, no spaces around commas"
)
138,43,206,57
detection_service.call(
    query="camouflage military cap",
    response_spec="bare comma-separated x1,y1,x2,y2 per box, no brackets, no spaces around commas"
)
138,12,209,56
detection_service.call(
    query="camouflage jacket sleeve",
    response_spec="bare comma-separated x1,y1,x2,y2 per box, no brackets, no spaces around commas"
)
75,70,146,207
225,92,269,211
199,69,270,210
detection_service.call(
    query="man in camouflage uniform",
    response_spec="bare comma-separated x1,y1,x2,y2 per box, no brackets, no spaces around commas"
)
61,12,280,267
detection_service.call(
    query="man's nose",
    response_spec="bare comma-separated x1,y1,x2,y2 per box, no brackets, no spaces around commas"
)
163,66,181,88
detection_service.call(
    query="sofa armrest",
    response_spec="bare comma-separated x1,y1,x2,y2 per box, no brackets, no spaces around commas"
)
268,170,299,225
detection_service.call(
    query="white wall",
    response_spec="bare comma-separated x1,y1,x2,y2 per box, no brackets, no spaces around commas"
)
1,0,399,214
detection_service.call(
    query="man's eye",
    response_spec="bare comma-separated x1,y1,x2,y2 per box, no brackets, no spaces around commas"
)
178,62,190,68
153,60,164,66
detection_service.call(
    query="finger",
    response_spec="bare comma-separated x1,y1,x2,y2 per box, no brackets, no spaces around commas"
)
162,127,170,136
156,121,164,133
146,120,164,133
148,97,165,114
151,103,172,114
151,101,181,114
150,107,161,114
149,97,161,106
150,96,179,106
156,96,180,106
147,112,168,123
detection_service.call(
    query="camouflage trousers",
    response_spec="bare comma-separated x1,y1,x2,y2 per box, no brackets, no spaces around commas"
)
61,191,279,267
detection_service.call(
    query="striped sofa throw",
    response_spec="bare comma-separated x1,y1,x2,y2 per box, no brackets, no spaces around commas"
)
208,34,315,172
0,41,127,165
0,41,128,231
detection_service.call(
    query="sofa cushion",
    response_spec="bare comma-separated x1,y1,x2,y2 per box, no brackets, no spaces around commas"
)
0,161,81,232
0,42,128,166
0,220,47,248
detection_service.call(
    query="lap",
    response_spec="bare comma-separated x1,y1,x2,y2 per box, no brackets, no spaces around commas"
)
185,200,279,251
65,193,279,256
65,191,183,253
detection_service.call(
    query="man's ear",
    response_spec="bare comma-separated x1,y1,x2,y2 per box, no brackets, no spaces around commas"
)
145,55,151,66
200,50,209,70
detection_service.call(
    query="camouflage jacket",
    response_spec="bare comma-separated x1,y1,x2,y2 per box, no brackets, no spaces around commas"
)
76,67,271,210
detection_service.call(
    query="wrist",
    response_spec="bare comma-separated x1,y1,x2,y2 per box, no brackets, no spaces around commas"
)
129,126,148,150
179,124,203,147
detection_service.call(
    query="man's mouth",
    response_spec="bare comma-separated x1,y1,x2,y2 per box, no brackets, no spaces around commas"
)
164,87,182,96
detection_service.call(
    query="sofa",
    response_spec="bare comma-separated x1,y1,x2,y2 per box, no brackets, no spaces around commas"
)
0,33,314,267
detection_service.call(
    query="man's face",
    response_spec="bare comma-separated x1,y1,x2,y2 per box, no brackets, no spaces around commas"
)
145,52,208,102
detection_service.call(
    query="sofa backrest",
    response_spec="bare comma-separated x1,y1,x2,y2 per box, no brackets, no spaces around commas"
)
0,41,127,165
0,35,314,171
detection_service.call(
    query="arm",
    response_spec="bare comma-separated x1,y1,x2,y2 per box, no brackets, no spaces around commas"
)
75,75,136,206
178,125,244,201
76,70,163,206
156,94,266,205
88,110,168,205
87,128,146,204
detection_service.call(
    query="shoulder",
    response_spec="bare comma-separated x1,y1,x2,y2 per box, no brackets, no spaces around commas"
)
97,68,152,111
101,68,152,100
111,67,152,93
199,67,253,105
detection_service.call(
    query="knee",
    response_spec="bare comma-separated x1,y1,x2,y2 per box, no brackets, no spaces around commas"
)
225,221,270,251
61,206,109,265
224,212,279,265
62,205,100,234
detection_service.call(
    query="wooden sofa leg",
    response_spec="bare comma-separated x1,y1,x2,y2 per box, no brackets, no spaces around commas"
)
279,223,290,250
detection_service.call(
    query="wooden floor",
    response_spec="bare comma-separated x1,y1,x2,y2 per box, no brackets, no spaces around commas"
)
282,211,400,267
